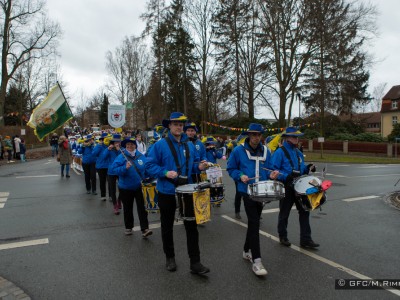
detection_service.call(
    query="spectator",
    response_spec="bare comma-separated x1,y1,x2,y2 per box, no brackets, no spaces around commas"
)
19,138,27,162
0,135,3,160
50,133,59,157
14,135,21,160
3,136,14,163
58,135,72,177
135,133,146,154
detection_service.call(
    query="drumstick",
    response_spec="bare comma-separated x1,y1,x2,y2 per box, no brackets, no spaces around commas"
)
261,167,283,175
246,176,260,180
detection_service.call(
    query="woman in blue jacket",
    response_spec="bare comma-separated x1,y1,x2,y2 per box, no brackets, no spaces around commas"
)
204,136,223,164
110,137,152,237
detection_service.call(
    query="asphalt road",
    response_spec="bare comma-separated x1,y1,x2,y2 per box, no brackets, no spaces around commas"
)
0,159,400,300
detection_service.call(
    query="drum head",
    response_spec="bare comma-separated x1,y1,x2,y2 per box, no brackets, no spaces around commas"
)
176,184,198,193
294,176,322,195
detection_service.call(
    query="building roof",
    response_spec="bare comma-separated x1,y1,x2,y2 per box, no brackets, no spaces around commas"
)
382,85,400,100
339,112,381,124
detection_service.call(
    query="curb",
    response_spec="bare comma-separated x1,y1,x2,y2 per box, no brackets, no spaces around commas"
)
0,276,30,300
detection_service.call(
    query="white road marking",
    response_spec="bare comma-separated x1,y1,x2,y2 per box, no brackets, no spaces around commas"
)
0,192,10,197
334,165,350,167
343,195,380,202
352,174,400,178
132,220,184,232
0,238,49,251
262,207,296,214
222,215,400,297
326,173,346,177
0,203,4,208
359,165,389,168
44,162,52,165
16,175,59,178
0,198,7,203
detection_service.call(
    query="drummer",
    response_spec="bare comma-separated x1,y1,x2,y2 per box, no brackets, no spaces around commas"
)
146,112,209,274
270,127,318,249
227,123,279,276
184,122,207,183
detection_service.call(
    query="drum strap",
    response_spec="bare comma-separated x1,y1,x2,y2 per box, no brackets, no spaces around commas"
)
165,137,190,177
242,145,268,183
281,146,300,172
125,152,144,181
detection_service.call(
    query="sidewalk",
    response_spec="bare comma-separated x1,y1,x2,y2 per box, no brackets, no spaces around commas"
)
0,276,30,300
0,146,52,166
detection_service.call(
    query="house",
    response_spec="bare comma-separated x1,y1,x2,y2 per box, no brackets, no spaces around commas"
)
339,112,381,134
380,85,400,137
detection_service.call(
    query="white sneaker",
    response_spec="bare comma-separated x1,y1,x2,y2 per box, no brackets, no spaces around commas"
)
242,250,252,261
252,258,268,276
124,229,133,236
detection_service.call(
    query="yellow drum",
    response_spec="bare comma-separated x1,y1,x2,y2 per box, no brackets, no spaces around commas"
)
142,180,159,213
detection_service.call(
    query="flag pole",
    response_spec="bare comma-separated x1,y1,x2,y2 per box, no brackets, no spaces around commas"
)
57,81,73,116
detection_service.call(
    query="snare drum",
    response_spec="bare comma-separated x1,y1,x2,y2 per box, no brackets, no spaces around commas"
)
176,184,211,224
142,180,159,212
247,180,285,202
210,183,225,205
293,175,326,211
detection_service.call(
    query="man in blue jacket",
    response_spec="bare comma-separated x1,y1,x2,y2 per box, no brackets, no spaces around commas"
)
227,123,279,276
271,127,318,249
78,134,97,194
146,112,209,275
184,122,207,183
109,137,152,237
92,133,109,201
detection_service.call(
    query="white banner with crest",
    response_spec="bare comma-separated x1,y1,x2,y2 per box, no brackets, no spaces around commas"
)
108,105,126,128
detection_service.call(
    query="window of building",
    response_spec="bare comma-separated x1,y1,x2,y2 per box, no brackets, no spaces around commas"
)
392,101,398,109
393,116,398,125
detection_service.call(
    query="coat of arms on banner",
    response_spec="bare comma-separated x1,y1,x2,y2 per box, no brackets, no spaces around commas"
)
108,105,126,128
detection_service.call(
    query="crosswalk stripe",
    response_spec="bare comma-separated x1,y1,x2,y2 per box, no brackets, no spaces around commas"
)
0,192,9,197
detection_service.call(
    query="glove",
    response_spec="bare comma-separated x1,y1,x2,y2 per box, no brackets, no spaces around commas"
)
306,164,316,174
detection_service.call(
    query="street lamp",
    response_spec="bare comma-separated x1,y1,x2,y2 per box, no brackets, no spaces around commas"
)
297,93,301,127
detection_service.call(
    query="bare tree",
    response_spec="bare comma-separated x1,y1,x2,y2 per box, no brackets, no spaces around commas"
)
0,0,62,125
370,82,387,112
185,0,218,130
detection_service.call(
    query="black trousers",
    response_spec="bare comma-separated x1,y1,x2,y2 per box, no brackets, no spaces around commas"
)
108,175,118,205
242,194,263,260
97,168,108,197
158,192,200,264
234,181,242,213
278,185,311,242
82,162,96,192
119,188,149,231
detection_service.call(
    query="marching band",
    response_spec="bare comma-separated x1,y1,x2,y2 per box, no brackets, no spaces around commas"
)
63,112,331,277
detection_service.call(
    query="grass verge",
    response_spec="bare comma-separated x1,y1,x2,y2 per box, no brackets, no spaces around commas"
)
304,151,400,164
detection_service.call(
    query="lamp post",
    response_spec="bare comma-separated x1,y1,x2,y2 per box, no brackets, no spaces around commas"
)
297,93,301,127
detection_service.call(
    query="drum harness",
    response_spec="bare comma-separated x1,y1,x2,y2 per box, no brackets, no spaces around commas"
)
242,144,268,183
124,152,145,182
281,146,302,183
165,137,190,186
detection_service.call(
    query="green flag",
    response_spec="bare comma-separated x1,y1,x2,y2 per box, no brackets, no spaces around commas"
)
27,83,73,141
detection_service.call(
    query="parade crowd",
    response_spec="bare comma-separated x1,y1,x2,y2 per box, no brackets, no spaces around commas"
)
30,112,320,277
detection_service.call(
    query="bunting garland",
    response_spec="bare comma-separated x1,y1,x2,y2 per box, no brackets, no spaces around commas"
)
203,121,318,133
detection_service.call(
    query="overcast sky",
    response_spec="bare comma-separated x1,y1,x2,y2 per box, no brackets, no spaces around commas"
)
46,0,399,117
